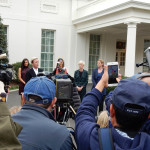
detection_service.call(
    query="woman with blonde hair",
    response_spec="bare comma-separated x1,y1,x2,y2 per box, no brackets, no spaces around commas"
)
97,111,109,128
92,59,106,111
74,60,88,101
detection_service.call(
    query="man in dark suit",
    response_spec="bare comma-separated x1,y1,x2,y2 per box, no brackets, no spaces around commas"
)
26,57,43,83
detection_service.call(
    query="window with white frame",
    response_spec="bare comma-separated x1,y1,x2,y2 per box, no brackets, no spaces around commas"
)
88,34,100,75
143,39,150,72
41,30,54,72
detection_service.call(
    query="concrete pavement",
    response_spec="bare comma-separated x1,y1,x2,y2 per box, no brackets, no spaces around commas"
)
7,90,20,109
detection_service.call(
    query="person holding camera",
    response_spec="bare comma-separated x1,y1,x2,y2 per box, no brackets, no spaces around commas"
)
52,58,67,75
18,58,30,106
12,76,73,150
74,60,88,101
75,66,150,150
25,57,43,83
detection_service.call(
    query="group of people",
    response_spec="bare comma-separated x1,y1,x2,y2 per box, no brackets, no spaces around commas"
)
18,57,43,105
18,57,106,104
0,56,149,150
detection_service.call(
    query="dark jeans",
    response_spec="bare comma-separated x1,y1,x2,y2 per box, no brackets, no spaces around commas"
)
78,87,86,102
99,96,105,112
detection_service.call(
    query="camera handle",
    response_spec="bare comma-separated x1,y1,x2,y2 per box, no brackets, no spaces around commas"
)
136,61,149,67
68,104,76,115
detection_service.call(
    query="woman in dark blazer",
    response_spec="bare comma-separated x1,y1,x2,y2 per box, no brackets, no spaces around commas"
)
74,60,88,101
92,59,106,111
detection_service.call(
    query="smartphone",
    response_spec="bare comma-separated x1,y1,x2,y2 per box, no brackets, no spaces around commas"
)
107,62,118,84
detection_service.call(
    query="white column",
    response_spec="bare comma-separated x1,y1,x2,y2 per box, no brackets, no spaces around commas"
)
125,22,137,77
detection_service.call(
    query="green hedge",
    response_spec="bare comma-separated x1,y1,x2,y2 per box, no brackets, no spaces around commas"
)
12,62,22,83
106,76,128,94
106,86,116,94
12,62,32,83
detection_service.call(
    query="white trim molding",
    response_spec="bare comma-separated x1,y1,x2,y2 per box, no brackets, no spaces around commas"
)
40,0,58,14
0,0,11,7
73,0,150,25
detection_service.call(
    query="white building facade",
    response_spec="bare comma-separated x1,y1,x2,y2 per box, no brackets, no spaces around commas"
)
0,0,150,79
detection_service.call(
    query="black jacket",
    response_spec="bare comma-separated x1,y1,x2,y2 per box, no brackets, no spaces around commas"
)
25,68,43,83
74,70,88,88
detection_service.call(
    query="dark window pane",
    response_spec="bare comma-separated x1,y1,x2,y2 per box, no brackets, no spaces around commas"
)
42,38,45,45
50,39,54,45
50,46,53,52
41,45,45,52
46,31,50,38
42,31,46,37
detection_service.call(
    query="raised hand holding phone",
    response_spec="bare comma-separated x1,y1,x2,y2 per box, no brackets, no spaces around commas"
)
107,62,118,86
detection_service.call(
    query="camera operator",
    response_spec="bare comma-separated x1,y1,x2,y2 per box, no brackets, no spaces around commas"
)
12,76,73,150
75,66,150,150
0,81,22,149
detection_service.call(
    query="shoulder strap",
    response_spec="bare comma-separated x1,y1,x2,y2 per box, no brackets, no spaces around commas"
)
98,128,115,150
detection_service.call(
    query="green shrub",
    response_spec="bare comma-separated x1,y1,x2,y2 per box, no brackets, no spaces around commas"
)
11,61,32,83
10,84,19,90
12,62,21,83
106,86,116,94
106,76,128,94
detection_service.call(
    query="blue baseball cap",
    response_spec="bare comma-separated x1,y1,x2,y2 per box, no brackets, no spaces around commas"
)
24,76,55,104
111,78,150,114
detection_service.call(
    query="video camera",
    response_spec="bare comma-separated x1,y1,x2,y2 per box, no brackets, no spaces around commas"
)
43,69,75,123
135,47,150,80
136,47,150,69
46,71,73,105
0,48,13,93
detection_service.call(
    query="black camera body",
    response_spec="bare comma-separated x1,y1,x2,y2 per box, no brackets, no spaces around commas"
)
0,48,13,92
136,47,150,68
56,78,73,105
46,70,73,105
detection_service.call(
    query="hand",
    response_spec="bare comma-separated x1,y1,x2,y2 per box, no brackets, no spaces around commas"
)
78,87,82,91
116,73,122,83
96,65,108,92
101,65,109,88
77,86,82,92
116,69,122,83
76,86,80,91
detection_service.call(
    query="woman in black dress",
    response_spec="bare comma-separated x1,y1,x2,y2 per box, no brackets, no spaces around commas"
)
18,58,30,105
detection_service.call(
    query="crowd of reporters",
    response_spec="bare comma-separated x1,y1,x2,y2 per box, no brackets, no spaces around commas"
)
0,56,150,150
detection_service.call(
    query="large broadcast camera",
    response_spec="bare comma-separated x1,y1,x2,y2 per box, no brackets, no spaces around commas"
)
136,47,150,69
0,48,13,93
136,47,150,78
44,65,76,124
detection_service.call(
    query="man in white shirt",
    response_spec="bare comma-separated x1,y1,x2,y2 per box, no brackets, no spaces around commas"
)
25,57,43,83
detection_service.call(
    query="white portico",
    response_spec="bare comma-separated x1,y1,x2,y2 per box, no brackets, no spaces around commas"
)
72,0,150,77
0,0,150,77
